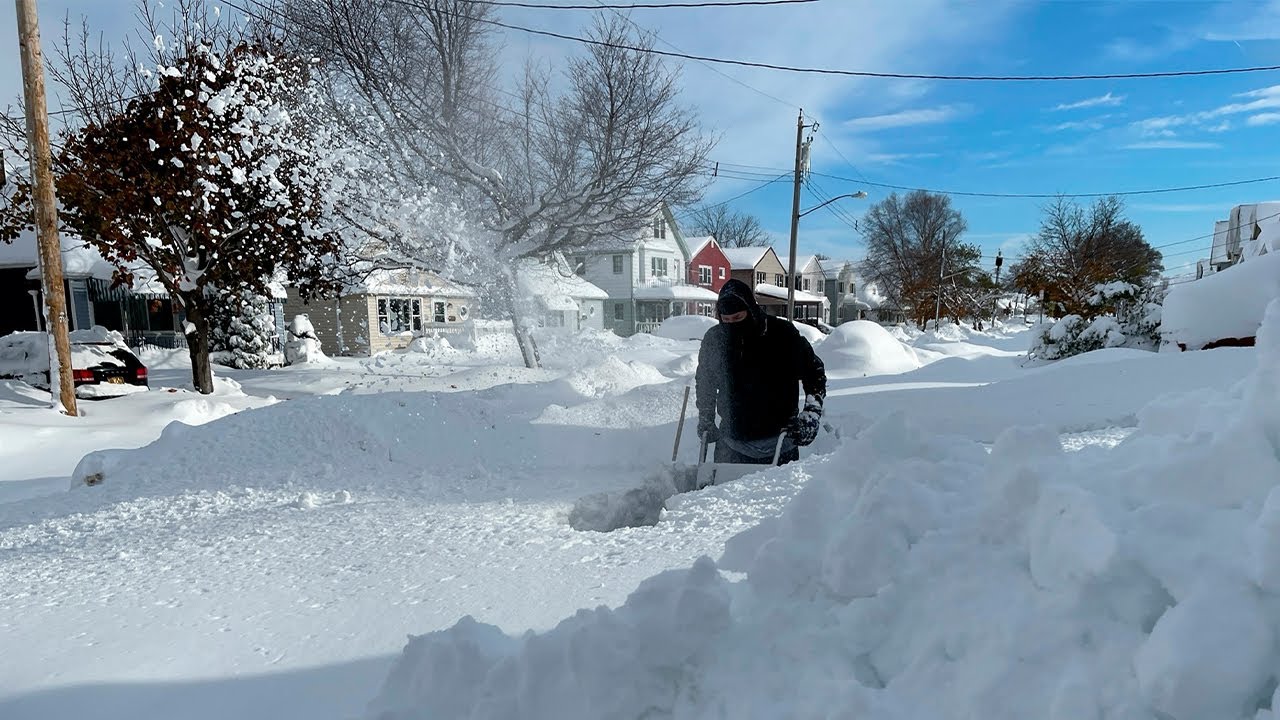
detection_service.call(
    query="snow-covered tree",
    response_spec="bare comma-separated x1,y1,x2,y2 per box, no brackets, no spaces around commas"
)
284,2,712,367
0,12,347,393
218,290,277,369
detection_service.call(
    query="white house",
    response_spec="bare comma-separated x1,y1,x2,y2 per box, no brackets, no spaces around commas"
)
569,203,717,335
517,254,610,332
819,259,863,325
778,255,828,296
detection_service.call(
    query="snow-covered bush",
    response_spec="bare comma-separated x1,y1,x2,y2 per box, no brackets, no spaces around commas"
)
211,290,279,369
284,314,326,365
1033,281,1164,361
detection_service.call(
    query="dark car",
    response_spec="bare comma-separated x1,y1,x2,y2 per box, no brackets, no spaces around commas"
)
0,328,149,399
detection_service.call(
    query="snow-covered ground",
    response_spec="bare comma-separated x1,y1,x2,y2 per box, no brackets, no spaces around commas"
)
1,315,1272,720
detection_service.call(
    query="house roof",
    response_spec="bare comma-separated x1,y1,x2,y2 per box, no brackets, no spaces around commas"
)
820,259,857,278
753,283,827,304
348,268,475,298
722,246,772,270
517,257,610,303
1,229,115,277
634,284,718,302
777,255,822,274
686,235,718,257
575,203,692,260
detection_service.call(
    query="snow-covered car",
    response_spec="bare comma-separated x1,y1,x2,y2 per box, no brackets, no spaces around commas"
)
0,327,149,399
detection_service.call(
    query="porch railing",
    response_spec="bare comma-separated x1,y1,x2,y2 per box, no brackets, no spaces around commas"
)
635,321,663,334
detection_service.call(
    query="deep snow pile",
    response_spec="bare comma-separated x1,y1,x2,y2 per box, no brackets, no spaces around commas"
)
365,302,1280,720
653,315,715,341
816,321,921,378
1161,250,1280,350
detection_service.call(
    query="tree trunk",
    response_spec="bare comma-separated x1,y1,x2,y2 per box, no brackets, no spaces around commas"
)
499,265,540,369
183,293,216,394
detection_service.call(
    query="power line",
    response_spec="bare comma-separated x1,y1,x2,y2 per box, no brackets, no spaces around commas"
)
674,172,789,219
462,0,818,8
384,0,1280,82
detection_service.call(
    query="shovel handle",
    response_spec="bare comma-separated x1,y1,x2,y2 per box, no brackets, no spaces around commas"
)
672,385,691,462
771,433,786,466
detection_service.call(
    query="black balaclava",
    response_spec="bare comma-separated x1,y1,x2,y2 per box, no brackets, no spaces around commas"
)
717,279,765,336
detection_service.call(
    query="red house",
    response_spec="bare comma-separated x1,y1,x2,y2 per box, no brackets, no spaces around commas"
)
685,235,731,315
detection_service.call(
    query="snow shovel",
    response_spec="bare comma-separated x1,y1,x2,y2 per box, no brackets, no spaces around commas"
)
568,386,784,532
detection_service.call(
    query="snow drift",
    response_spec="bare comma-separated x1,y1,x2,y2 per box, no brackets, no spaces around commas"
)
365,301,1280,720
1161,251,1280,350
816,320,921,378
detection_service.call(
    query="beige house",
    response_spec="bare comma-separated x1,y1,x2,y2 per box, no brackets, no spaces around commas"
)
284,268,477,356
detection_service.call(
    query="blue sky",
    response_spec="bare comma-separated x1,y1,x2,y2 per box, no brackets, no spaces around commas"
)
4,0,1279,277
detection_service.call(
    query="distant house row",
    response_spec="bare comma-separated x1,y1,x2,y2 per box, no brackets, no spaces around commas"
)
1,202,892,357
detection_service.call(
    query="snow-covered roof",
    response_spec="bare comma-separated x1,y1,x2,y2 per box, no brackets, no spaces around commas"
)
821,259,857,279
517,258,610,304
687,236,718,257
777,255,821,274
348,268,475,298
753,283,827,304
2,229,116,278
633,284,718,302
722,247,771,270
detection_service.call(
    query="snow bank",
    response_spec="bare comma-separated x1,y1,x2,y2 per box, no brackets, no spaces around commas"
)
367,302,1280,720
653,315,715,341
816,321,921,378
791,320,826,344
1161,251,1280,350
562,356,670,399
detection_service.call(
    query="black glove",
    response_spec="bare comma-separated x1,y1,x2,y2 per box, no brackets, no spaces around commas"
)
787,395,823,447
697,417,720,443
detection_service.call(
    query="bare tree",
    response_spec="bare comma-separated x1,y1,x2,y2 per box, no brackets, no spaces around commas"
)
282,1,712,366
1014,196,1161,317
858,190,980,327
685,204,768,248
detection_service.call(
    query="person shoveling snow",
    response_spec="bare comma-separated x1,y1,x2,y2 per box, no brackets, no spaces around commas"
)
696,279,827,465
569,280,827,532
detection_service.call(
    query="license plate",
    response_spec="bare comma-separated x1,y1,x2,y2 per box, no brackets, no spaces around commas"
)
107,376,125,384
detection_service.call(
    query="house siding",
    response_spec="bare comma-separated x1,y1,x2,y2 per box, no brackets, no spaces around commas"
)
688,241,731,294
283,290,373,356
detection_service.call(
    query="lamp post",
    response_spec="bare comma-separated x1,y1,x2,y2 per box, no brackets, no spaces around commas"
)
787,190,868,320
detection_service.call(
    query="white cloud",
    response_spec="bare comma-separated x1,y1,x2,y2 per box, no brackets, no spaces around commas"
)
1051,92,1124,112
861,152,941,165
843,105,965,132
1202,0,1280,41
1248,113,1280,127
1129,84,1280,138
1048,120,1104,132
1122,140,1221,150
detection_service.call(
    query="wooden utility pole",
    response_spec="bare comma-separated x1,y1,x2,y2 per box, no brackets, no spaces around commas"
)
786,110,816,321
16,0,77,415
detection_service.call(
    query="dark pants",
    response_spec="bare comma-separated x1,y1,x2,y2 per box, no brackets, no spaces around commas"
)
713,439,799,466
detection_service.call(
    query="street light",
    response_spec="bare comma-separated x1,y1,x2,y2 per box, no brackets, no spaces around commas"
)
787,190,868,320
797,191,869,218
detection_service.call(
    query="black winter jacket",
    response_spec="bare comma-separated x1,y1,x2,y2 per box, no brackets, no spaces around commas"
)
696,280,827,442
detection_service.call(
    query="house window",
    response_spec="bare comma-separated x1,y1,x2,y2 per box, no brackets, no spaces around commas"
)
719,267,726,279
698,265,712,285
433,301,446,324
613,255,624,274
756,271,766,285
614,302,625,321
652,217,664,239
775,274,784,286
573,256,587,276
803,278,810,291
377,298,421,334
651,257,669,277
838,282,845,294
698,303,714,317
